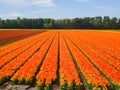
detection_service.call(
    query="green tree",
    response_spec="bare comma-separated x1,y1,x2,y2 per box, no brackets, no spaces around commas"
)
110,17,118,29
117,18,120,29
103,16,110,29
93,16,103,29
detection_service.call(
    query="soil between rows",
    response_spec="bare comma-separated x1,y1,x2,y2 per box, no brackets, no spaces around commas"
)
0,82,61,90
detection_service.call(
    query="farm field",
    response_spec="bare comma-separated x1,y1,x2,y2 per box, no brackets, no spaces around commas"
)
0,30,45,46
0,30,120,90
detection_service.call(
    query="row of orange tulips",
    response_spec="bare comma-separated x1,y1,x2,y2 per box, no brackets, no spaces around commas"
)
85,43,120,71
0,32,51,68
69,31,120,89
90,41,120,60
67,31,120,71
63,32,110,89
76,31,120,60
0,32,52,84
77,30,120,51
36,32,58,90
0,31,48,57
59,33,82,90
0,30,120,89
11,32,54,85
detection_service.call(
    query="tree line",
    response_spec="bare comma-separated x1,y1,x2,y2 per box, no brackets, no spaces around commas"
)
0,16,120,29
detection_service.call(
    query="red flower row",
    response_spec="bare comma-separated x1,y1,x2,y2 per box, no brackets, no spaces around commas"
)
0,30,45,45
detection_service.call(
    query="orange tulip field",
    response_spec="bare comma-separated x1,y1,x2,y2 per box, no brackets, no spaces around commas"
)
0,30,120,90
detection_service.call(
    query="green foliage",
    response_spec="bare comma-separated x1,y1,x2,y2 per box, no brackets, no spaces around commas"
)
0,16,120,29
11,80,17,85
0,76,10,85
46,83,52,90
37,83,45,90
87,83,94,89
25,79,33,85
113,84,120,90
67,86,73,90
75,85,82,90
38,85,44,90
60,85,66,90
0,79,3,85
18,79,25,84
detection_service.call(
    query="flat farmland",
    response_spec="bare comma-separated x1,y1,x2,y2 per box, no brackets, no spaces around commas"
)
0,30,120,90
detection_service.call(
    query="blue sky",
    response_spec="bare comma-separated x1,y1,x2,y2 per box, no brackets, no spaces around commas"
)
0,0,120,19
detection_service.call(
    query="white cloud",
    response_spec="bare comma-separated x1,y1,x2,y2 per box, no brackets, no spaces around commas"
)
0,0,55,7
0,13,23,19
77,0,91,3
0,0,25,4
31,0,54,7
0,0,56,19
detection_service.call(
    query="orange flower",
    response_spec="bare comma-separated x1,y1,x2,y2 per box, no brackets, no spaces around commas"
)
36,33,58,86
59,33,82,87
